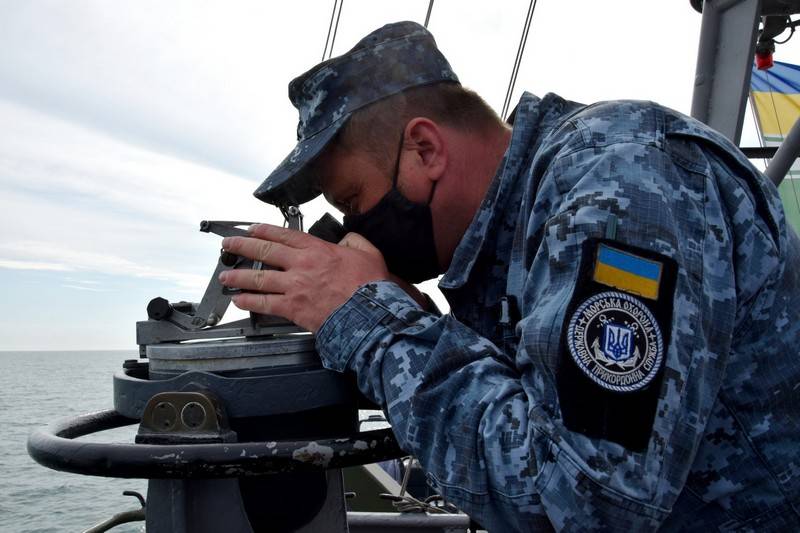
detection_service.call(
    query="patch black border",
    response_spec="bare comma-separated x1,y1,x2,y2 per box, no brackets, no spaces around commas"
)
556,238,677,452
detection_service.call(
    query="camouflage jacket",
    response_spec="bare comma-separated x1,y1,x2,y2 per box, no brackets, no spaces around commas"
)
315,92,800,531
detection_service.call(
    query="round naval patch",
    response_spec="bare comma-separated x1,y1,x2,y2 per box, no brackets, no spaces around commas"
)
566,291,664,393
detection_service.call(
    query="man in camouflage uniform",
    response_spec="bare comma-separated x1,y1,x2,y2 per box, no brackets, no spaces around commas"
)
219,21,800,531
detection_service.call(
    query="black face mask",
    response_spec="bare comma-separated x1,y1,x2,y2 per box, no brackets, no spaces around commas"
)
342,135,440,283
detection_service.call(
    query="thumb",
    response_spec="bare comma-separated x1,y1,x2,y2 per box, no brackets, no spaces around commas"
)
338,232,380,254
340,232,427,308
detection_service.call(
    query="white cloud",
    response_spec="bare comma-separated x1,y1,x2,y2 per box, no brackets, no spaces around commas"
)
61,284,112,292
0,99,278,226
0,259,73,271
0,1,303,176
63,278,103,285
0,239,208,291
0,99,285,297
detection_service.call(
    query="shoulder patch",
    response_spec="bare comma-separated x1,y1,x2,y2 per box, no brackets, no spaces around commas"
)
566,291,664,392
557,238,677,451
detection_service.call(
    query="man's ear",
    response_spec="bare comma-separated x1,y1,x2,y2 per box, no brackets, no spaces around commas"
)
403,117,447,181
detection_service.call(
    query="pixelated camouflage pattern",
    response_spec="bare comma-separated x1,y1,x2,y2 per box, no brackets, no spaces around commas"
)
253,21,459,206
315,92,800,531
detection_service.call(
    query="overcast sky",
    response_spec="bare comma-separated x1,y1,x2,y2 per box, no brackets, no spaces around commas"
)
1,0,797,350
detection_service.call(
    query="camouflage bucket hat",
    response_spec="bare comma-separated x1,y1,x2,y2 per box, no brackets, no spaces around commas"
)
253,21,460,206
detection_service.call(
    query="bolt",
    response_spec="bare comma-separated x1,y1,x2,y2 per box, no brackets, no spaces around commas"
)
181,402,207,429
151,402,177,431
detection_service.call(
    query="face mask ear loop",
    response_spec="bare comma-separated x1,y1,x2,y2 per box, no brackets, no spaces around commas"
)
426,178,437,206
391,130,405,189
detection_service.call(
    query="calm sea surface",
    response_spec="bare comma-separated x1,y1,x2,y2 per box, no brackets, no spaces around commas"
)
1,351,147,533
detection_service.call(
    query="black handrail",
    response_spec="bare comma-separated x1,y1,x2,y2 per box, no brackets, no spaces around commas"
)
27,409,404,479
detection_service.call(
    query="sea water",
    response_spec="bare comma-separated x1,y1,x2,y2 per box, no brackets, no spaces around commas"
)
1,351,147,533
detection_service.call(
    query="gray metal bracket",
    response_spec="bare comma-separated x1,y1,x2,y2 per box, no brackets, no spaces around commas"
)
765,115,800,184
691,0,763,144
136,217,308,351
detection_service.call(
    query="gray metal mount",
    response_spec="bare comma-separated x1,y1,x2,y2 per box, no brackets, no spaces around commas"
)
136,218,306,354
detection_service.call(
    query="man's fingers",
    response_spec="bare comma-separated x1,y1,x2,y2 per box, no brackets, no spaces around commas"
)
221,236,297,269
248,223,315,249
219,268,292,294
230,292,287,317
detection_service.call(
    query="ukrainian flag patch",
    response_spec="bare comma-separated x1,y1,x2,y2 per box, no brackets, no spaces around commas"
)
593,243,662,300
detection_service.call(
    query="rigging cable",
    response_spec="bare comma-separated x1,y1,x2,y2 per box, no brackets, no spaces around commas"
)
321,0,345,61
328,0,345,60
424,0,435,28
321,0,339,61
748,94,770,170
766,70,800,215
501,0,538,120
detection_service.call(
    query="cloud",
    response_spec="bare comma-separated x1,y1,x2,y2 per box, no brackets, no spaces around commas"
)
61,283,112,292
0,239,208,292
0,99,277,225
0,259,73,271
0,91,344,303
0,99,289,296
63,278,103,285
0,1,304,178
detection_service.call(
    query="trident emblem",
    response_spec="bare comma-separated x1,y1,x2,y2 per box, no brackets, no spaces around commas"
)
603,323,632,362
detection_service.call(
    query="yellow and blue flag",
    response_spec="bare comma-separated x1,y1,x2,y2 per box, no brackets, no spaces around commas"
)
750,61,800,232
593,243,662,300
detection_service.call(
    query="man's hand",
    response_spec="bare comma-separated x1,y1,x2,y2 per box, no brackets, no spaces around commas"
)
219,224,390,333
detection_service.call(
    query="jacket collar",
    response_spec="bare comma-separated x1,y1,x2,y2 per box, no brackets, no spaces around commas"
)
439,92,584,290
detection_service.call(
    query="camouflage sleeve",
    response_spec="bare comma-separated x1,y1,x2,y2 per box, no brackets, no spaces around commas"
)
315,281,552,531
315,140,740,530
513,138,740,529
